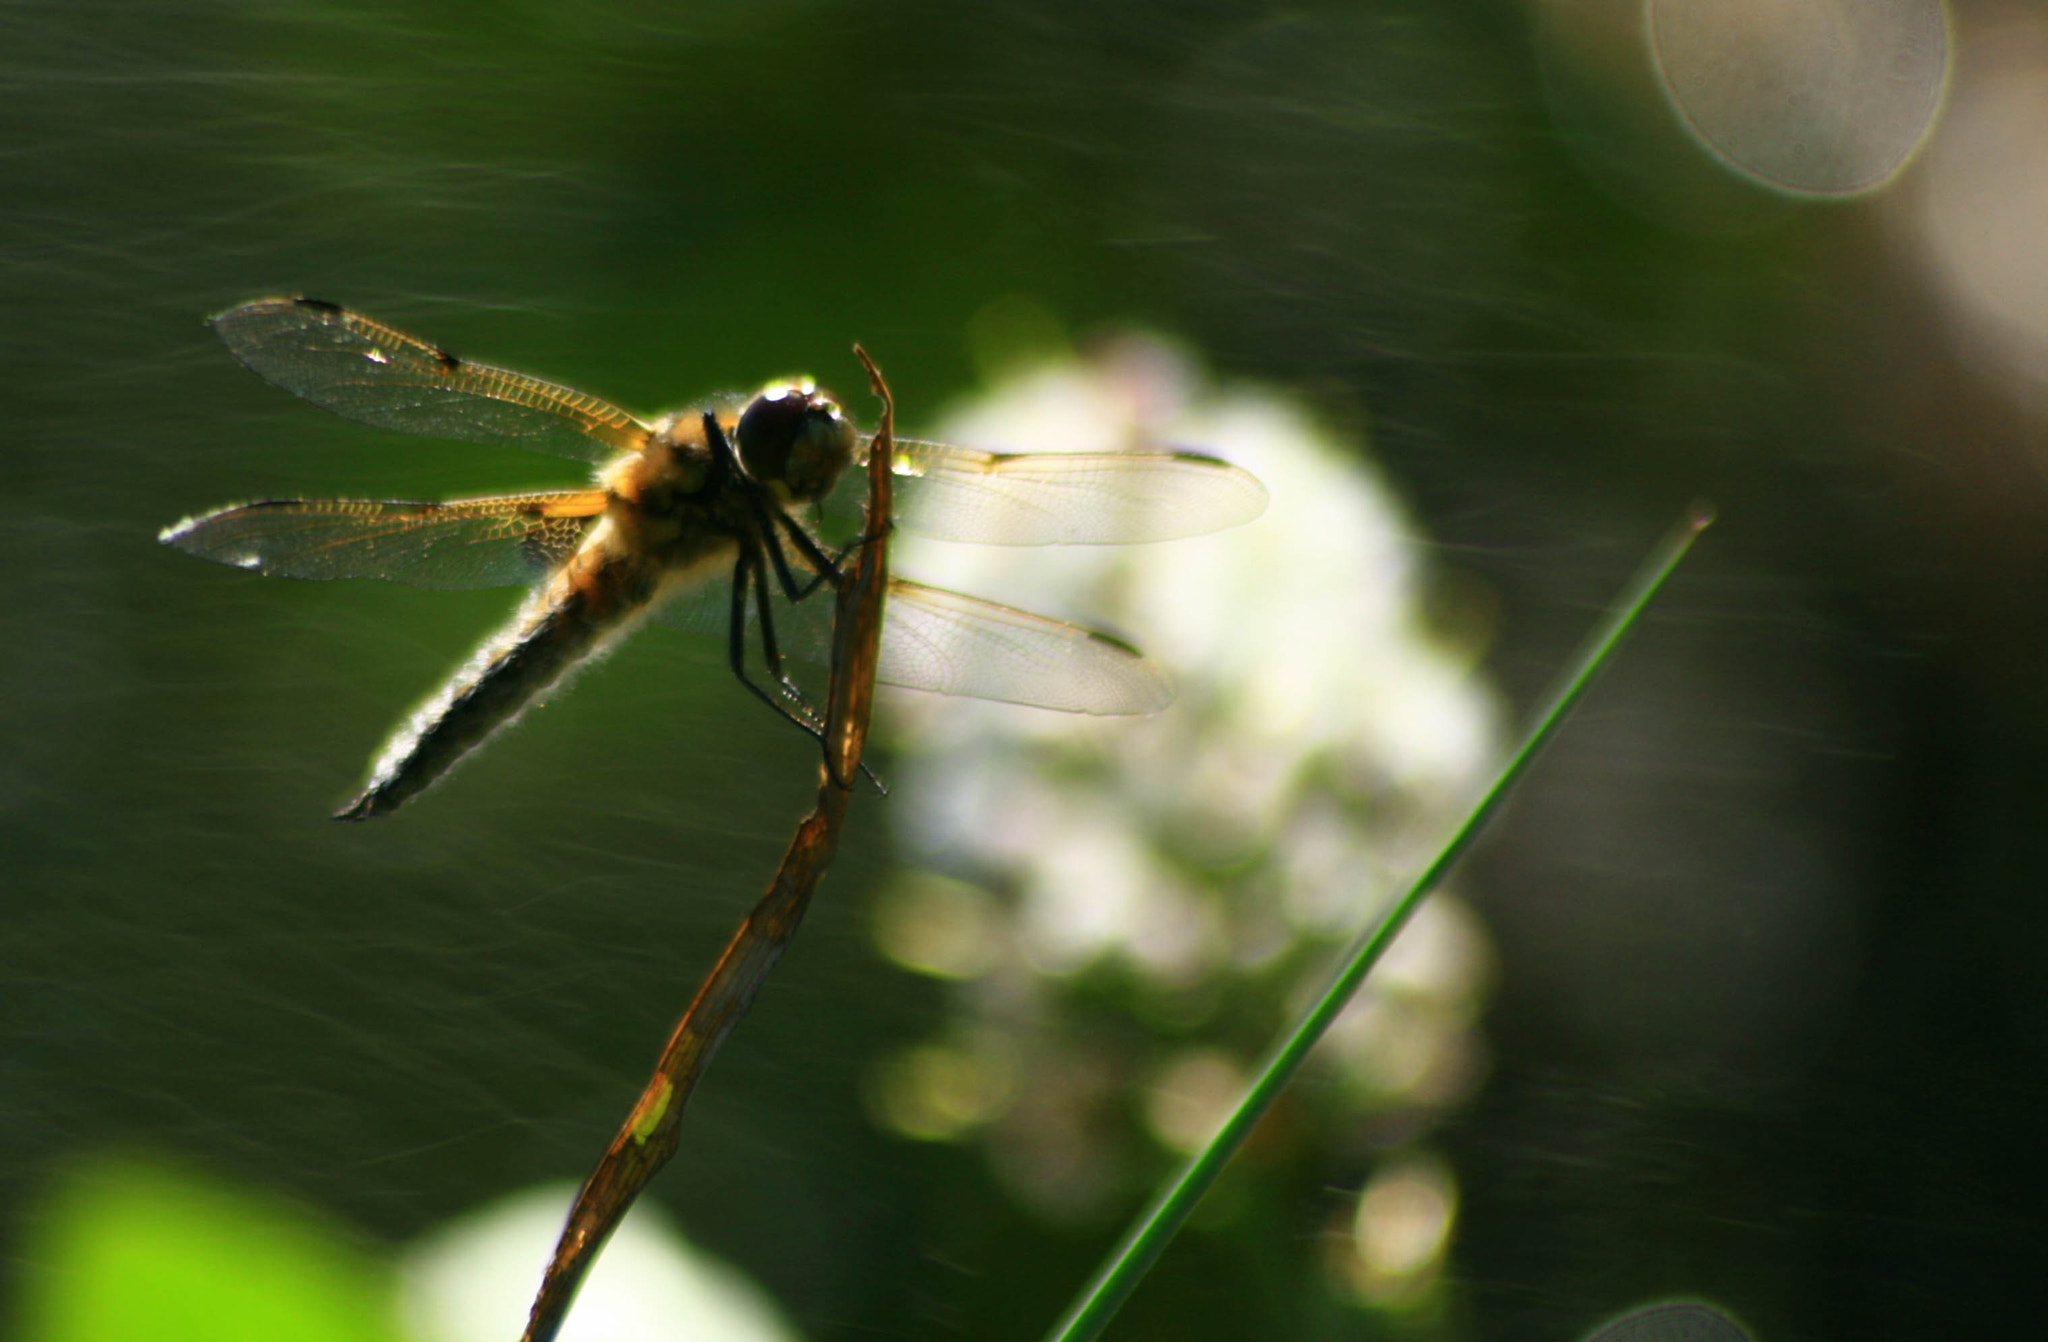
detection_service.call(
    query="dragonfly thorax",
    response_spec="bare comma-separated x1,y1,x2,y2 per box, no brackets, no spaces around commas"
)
733,381,856,506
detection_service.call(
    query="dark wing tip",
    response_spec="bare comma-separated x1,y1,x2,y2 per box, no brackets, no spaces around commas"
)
1080,628,1175,714
1081,624,1145,659
1172,450,1270,519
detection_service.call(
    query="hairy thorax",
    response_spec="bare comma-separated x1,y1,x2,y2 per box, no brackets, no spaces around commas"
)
572,410,743,624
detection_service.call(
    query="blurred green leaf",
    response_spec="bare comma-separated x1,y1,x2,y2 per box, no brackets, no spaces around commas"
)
20,1153,404,1342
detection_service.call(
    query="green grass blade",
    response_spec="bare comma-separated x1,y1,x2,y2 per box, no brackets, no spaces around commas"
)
1043,502,1715,1342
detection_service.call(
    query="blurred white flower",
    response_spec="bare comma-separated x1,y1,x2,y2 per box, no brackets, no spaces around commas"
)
865,334,1500,1261
399,1184,798,1342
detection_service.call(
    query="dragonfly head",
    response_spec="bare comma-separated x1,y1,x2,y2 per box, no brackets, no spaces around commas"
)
735,380,857,505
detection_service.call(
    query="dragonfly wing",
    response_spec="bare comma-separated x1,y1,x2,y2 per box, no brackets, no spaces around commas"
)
877,579,1172,713
861,438,1268,545
648,558,753,637
211,298,650,464
158,491,606,589
653,572,1169,714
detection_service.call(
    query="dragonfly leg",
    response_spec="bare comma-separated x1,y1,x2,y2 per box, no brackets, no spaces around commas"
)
703,410,746,478
752,494,840,604
750,539,814,711
724,542,886,794
706,412,884,793
726,545,829,738
776,513,892,602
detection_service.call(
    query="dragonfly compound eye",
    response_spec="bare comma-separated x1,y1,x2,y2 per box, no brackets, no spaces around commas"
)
735,382,857,504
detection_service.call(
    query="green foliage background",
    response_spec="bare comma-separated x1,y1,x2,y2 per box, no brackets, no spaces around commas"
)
4,2,2043,1340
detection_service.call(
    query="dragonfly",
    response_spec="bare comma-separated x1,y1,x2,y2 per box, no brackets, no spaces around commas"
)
161,298,1268,819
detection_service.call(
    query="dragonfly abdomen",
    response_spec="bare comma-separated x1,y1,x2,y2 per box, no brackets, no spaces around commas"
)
335,548,661,821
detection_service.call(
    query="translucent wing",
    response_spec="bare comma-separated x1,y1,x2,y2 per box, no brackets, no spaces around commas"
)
879,578,1172,712
656,574,1170,714
825,438,1268,545
158,491,606,590
211,298,650,464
